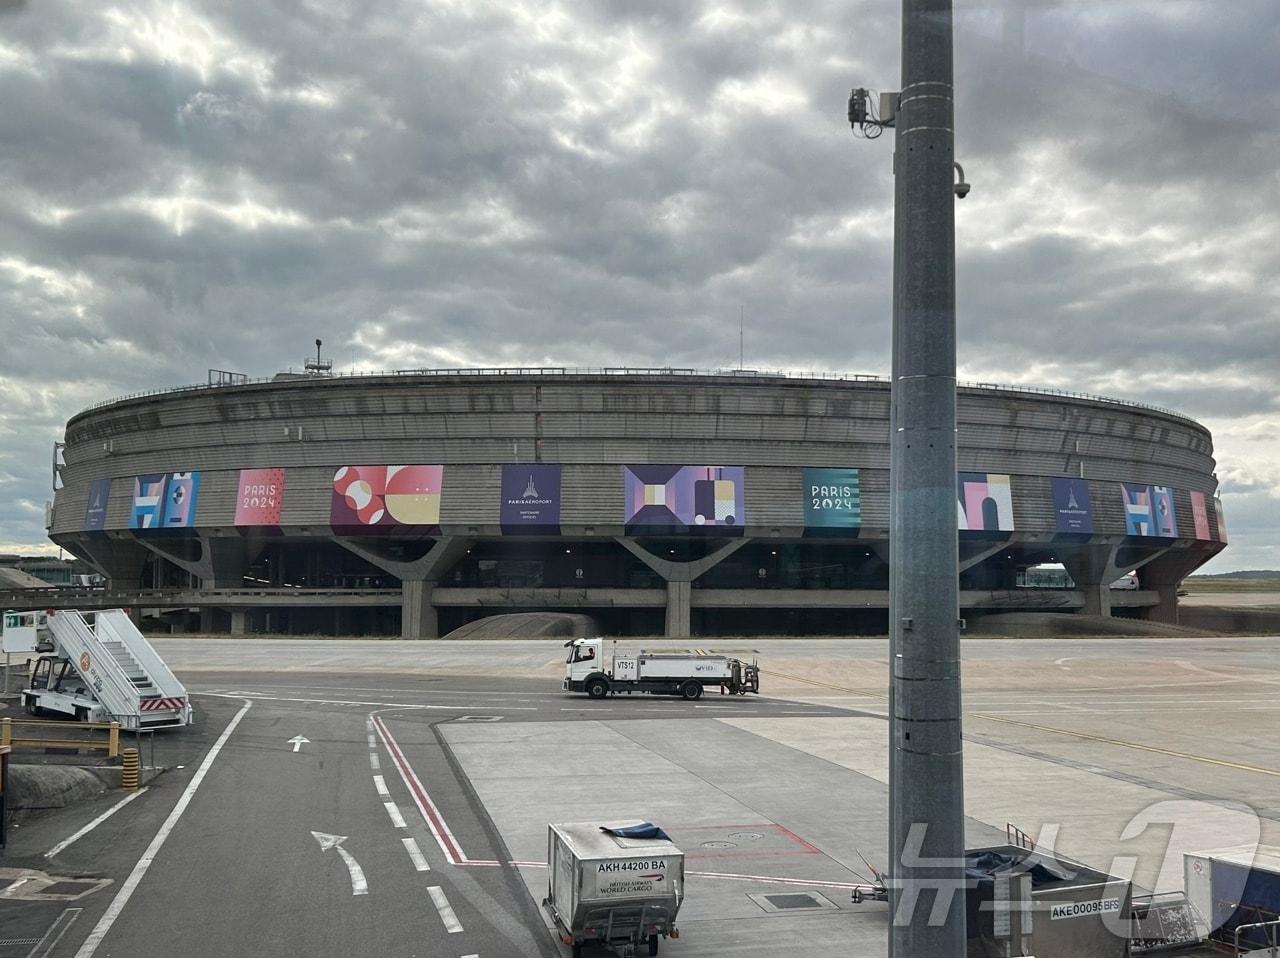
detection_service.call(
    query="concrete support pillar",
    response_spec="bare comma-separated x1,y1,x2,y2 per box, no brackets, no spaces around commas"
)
1061,545,1119,618
1138,549,1211,625
401,579,438,639
665,580,692,638
230,610,247,635
615,537,751,638
199,608,215,633
69,538,150,591
336,536,471,640
138,537,262,590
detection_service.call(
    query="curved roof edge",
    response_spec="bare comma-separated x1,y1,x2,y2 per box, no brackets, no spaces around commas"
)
68,365,1204,431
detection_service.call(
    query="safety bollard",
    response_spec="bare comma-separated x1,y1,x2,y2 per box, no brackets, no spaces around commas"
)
108,722,120,758
121,747,140,791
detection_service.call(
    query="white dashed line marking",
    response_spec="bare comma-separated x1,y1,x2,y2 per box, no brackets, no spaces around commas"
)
384,802,407,828
373,775,390,797
402,837,431,872
428,886,464,933
369,752,380,771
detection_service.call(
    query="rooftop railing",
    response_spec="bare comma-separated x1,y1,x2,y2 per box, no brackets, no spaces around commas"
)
74,366,1195,423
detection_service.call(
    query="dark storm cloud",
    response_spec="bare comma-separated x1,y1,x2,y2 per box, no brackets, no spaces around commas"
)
0,0,1275,569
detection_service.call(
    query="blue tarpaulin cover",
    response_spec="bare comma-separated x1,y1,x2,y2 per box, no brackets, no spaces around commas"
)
601,822,672,842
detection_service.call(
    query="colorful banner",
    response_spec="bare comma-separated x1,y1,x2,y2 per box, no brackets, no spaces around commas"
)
331,465,443,528
1190,491,1211,540
84,478,111,531
803,468,860,529
624,465,744,532
131,472,201,530
1122,483,1178,538
1214,497,1228,543
235,468,286,526
501,464,561,530
1051,477,1094,534
957,473,1014,532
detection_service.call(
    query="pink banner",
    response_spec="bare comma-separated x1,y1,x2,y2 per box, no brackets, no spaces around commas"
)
235,468,286,525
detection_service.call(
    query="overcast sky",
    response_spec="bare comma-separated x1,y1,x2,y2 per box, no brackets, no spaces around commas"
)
0,0,1276,570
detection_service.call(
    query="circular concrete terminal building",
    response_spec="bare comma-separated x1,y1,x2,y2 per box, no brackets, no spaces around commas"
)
46,368,1226,636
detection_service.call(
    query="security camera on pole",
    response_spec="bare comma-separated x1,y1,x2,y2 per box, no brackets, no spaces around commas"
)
849,0,967,954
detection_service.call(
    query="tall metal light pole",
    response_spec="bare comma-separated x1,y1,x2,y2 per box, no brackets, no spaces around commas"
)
888,0,965,953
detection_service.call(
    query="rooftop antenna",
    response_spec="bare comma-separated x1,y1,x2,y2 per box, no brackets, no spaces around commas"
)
305,338,333,376
739,306,744,370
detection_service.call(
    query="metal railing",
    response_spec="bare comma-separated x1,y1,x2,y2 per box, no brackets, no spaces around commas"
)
1234,918,1280,955
0,717,121,758
73,366,1196,423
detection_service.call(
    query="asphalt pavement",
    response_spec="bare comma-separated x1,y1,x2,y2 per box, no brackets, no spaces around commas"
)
1,675,841,958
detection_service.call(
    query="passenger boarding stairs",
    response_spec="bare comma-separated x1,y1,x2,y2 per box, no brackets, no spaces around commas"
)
42,609,191,729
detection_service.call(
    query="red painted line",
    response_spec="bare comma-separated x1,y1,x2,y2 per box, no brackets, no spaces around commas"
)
665,822,823,855
372,715,465,864
767,822,824,855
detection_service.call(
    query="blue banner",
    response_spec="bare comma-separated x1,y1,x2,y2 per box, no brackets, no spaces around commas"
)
1051,477,1093,534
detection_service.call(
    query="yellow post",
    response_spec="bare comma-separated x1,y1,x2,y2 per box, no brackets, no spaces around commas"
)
120,747,140,791
108,722,120,758
0,717,9,750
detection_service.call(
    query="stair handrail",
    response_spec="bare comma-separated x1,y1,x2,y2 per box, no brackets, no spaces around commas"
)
46,610,142,717
93,611,186,700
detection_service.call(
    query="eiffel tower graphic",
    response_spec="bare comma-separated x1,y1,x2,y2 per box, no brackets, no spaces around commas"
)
1067,487,1079,510
522,474,539,498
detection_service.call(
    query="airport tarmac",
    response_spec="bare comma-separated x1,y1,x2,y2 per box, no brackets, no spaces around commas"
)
3,635,1277,957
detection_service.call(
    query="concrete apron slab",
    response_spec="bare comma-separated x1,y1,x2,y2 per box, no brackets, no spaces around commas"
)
725,716,1270,894
443,717,1003,956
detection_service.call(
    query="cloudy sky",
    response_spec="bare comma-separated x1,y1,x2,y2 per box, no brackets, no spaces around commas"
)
0,0,1276,570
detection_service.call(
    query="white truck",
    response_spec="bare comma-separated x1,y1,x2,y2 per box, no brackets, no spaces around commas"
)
563,637,759,700
5,608,192,729
543,821,685,958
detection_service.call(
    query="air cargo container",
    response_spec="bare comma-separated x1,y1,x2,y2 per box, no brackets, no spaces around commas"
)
563,637,758,700
1185,845,1280,952
543,821,684,958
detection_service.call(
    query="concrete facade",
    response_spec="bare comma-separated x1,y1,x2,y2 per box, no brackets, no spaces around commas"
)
47,369,1226,636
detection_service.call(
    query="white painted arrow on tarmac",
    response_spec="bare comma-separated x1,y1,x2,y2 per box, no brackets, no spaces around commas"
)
288,735,310,752
311,831,368,896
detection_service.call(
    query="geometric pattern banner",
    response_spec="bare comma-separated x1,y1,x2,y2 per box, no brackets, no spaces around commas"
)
1051,477,1093,534
1122,482,1178,538
624,465,744,532
130,472,201,530
957,473,1015,531
331,465,444,529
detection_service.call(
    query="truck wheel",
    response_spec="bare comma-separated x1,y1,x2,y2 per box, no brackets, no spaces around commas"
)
75,707,89,723
24,696,39,716
680,681,703,701
648,933,660,955
586,678,609,699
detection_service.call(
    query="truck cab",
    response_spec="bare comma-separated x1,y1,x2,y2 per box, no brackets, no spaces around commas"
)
564,638,607,691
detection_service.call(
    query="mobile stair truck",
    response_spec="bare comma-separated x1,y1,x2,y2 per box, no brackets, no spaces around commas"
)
544,821,685,958
16,609,192,729
563,637,759,701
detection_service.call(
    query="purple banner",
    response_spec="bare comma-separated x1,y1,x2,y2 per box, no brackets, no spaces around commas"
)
501,464,561,531
1051,477,1093,534
624,465,745,533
